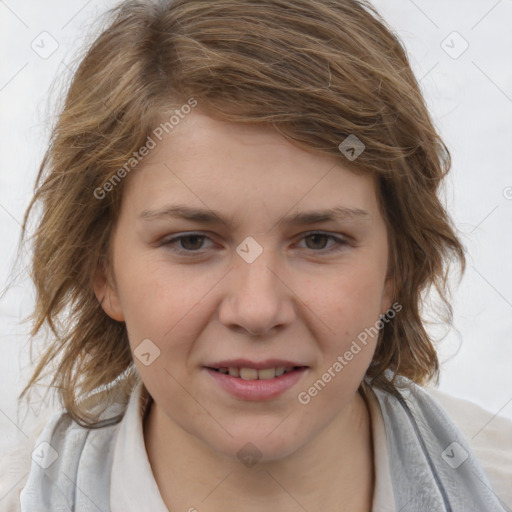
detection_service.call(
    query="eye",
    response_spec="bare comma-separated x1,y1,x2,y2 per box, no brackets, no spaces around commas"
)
160,231,348,256
296,232,348,253
161,233,214,255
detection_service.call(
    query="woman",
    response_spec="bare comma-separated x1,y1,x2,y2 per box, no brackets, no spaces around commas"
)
1,0,510,510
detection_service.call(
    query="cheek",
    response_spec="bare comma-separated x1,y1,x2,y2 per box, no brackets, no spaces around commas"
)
118,268,204,397
311,263,387,342
113,252,206,359
299,267,386,406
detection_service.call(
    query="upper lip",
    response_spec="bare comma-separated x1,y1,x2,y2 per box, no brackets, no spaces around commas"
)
204,359,308,369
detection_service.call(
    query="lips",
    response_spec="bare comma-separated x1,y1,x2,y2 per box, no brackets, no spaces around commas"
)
204,359,308,381
204,365,309,401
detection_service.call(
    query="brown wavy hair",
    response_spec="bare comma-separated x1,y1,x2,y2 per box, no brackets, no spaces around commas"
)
14,0,465,427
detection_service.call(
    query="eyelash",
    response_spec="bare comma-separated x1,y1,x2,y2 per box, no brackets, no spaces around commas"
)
160,232,349,256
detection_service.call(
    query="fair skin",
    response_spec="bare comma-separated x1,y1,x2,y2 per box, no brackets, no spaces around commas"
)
95,109,393,511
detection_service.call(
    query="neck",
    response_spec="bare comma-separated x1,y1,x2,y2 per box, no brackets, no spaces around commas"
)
143,388,374,512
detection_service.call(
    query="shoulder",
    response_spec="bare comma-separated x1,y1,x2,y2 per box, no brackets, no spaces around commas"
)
0,409,94,512
423,385,512,509
0,412,55,512
0,387,128,512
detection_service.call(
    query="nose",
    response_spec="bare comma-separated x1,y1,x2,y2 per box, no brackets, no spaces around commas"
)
218,246,296,336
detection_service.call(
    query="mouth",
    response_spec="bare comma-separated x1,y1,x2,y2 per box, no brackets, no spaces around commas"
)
206,366,306,380
203,362,309,401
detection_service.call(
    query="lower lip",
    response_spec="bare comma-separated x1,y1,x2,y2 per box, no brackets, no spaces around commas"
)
204,367,308,401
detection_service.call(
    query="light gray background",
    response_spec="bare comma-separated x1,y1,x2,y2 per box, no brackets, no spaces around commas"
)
1,0,511,459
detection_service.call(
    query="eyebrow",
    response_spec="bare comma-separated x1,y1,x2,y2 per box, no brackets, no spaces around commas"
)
139,204,371,227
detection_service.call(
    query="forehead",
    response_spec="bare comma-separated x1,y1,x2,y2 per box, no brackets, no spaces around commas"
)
120,109,381,224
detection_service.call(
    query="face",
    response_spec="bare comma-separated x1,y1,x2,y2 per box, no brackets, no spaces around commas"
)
94,109,394,462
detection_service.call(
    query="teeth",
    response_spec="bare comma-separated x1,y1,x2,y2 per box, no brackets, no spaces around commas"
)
258,368,276,380
240,368,259,380
216,366,298,380
228,367,240,377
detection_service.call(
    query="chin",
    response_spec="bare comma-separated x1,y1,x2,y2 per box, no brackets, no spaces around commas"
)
203,426,306,465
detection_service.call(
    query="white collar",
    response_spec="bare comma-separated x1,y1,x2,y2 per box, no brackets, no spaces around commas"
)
110,380,168,511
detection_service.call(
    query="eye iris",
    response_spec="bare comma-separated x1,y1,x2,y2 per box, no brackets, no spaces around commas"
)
181,235,204,250
306,234,329,250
